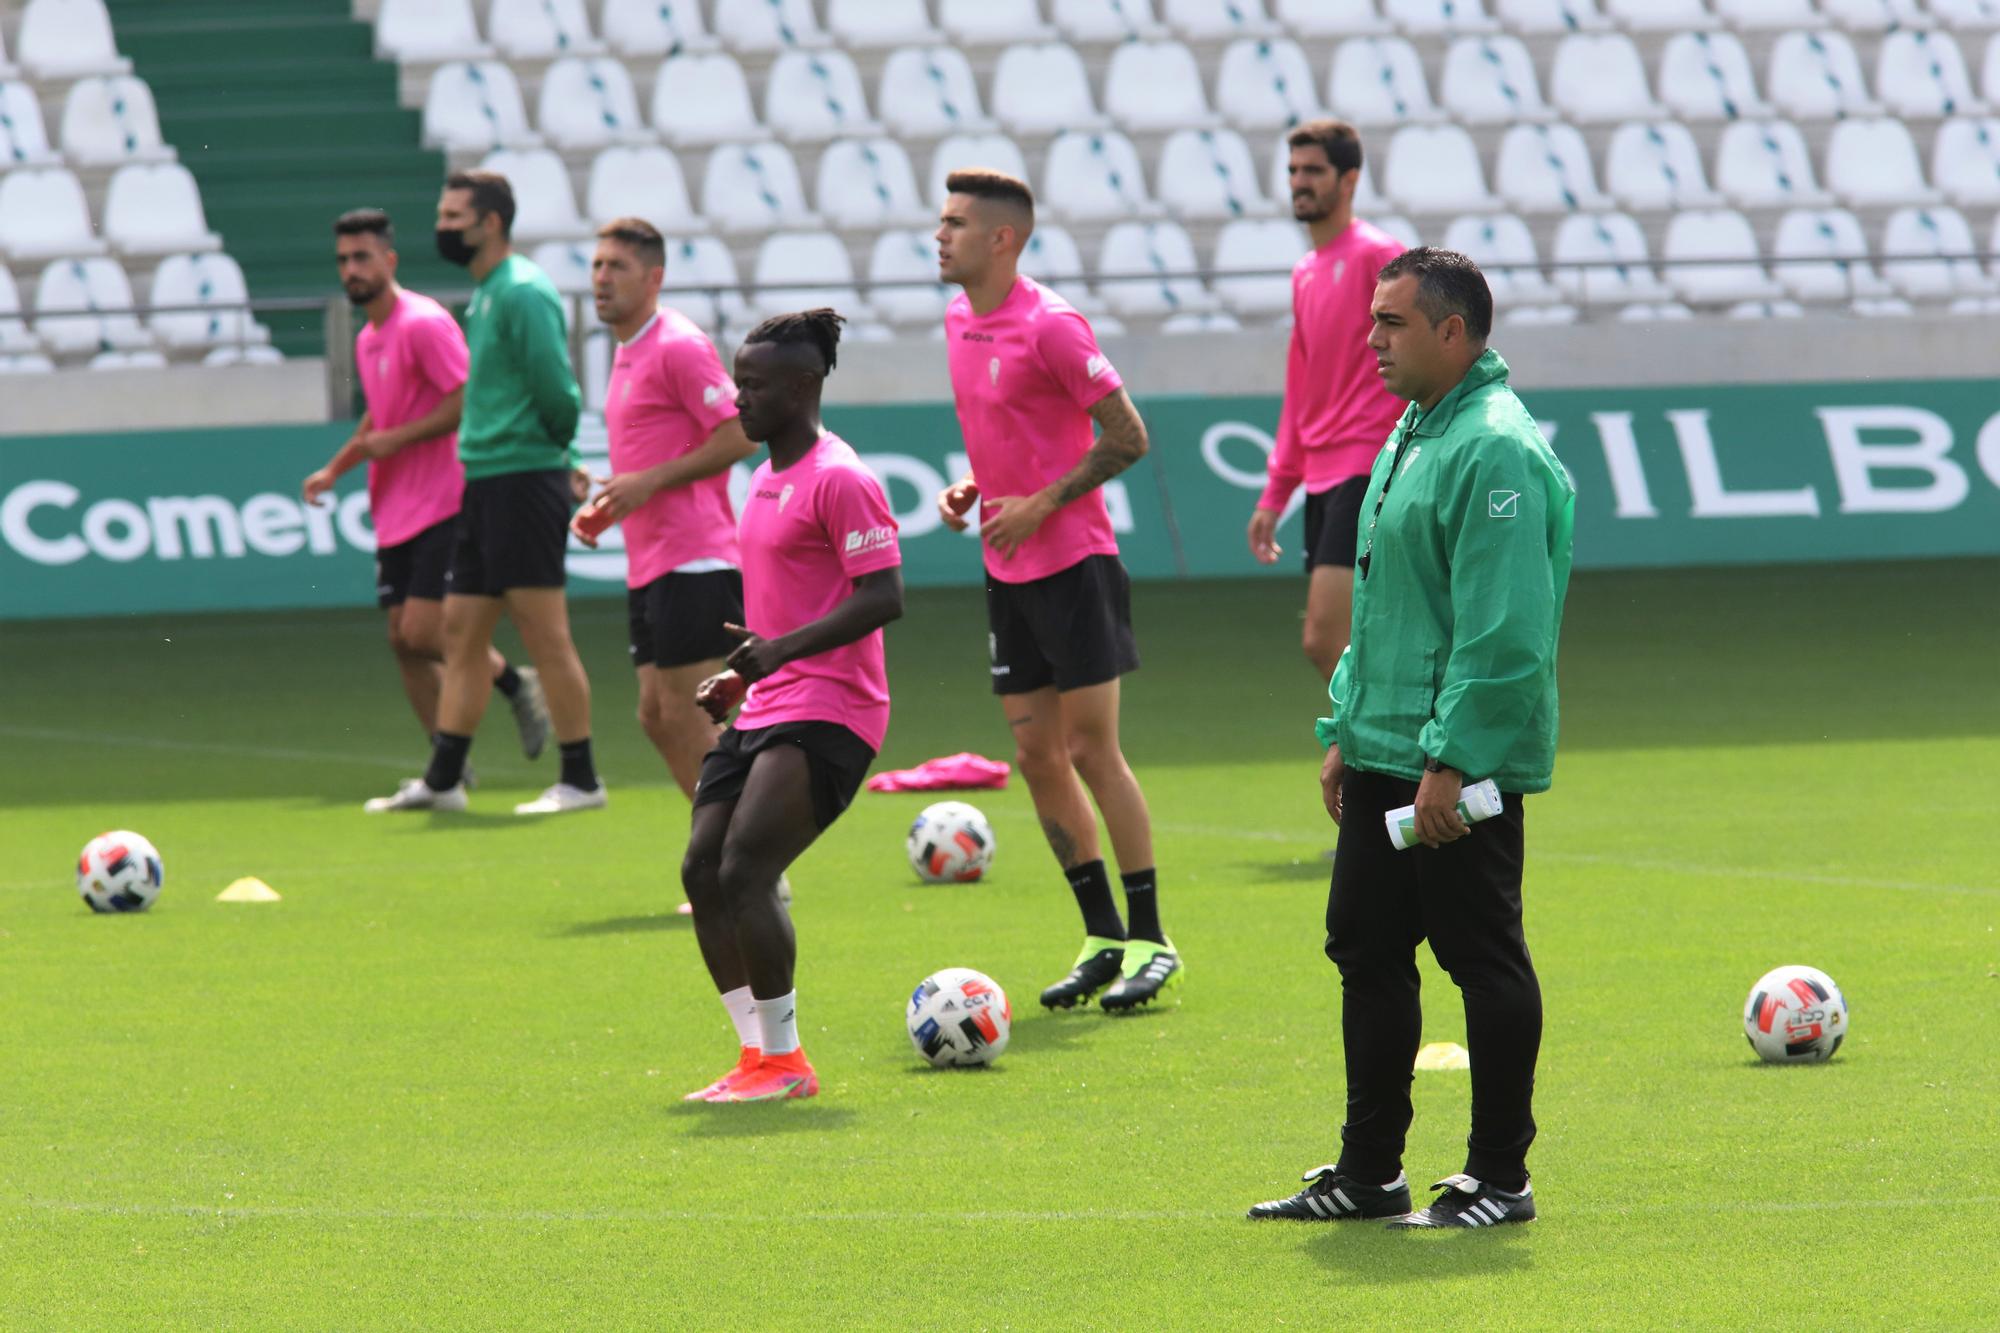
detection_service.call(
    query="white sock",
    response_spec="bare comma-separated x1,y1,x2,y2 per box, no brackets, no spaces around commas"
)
720,986,759,1049
754,989,800,1056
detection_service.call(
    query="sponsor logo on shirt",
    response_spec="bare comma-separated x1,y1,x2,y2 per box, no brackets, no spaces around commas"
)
959,331,995,343
1086,354,1111,380
778,484,795,512
843,525,895,555
754,488,784,501
1489,490,1520,519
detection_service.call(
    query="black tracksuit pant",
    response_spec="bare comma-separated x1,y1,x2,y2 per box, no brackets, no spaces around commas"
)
1325,766,1541,1188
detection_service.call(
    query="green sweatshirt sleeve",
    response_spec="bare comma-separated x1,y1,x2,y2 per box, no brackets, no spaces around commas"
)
1417,439,1558,779
508,284,581,448
1315,645,1351,749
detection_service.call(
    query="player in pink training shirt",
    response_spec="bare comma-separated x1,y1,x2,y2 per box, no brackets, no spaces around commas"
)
1247,121,1409,681
681,309,904,1103
933,169,1182,1015
303,209,548,761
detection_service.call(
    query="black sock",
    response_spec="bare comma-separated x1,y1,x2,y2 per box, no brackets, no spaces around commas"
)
559,737,598,791
493,663,522,699
424,731,472,791
1065,860,1125,941
1121,868,1163,944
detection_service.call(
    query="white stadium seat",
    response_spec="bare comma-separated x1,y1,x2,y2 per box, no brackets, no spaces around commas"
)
1441,213,1561,306
1550,34,1663,124
1881,206,1995,300
1771,208,1893,300
993,44,1107,134
664,234,748,329
0,167,101,261
1659,31,1771,121
1441,36,1552,125
375,0,490,61
1105,41,1219,131
751,231,860,318
1551,212,1673,305
203,345,283,367
602,0,718,55
1604,121,1723,210
940,0,1057,44
1768,31,1881,121
1211,218,1306,316
1157,128,1274,219
701,142,816,231
766,50,881,142
1329,38,1441,125
530,239,593,294
0,354,57,373
1383,0,1499,32
103,163,220,256
829,0,941,46
1267,132,1389,213
1662,208,1782,304
1165,0,1281,38
815,138,929,228
1053,0,1169,40
89,348,167,370
538,58,649,150
1383,125,1500,213
18,0,131,79
0,81,59,165
587,145,702,231
1494,123,1612,212
59,75,172,166
1877,30,1983,119
488,0,603,58
1099,221,1212,318
1983,34,2000,102
1715,120,1833,208
1604,0,1715,29
1216,38,1324,131
716,0,829,51
1042,130,1157,220
1821,0,1926,30
1932,0,2000,28
1617,302,1695,322
929,132,1032,205
1715,0,1822,28
1933,117,2000,205
1277,0,1390,32
1161,311,1242,334
476,149,583,243
652,54,762,146
34,257,149,353
879,46,995,138
1375,214,1422,248
1020,224,1093,291
423,62,538,151
867,229,952,324
149,252,265,350
0,266,43,354
1826,117,1940,206
1728,299,1804,320
1495,0,1610,32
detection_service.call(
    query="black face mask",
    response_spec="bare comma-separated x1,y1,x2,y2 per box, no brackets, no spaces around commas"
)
435,225,478,267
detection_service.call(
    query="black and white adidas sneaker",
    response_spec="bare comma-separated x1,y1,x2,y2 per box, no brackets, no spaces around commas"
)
1246,1166,1412,1221
1386,1174,1535,1228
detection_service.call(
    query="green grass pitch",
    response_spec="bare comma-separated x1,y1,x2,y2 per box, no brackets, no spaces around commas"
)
3,562,1997,1329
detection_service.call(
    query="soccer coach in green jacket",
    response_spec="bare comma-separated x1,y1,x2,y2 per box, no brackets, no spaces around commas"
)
1249,248,1575,1230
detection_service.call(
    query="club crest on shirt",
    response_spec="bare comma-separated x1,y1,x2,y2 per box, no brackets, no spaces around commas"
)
778,483,795,512
1333,259,1346,283
1086,354,1110,380
620,379,632,402
377,355,389,376
703,384,723,406
988,357,1000,385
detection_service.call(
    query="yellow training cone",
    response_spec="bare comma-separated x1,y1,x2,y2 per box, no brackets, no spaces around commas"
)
216,877,281,903
1413,1041,1470,1071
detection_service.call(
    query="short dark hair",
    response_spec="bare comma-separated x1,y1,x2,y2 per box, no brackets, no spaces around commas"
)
334,208,394,247
744,307,846,374
597,216,665,269
1286,119,1363,175
444,169,516,236
944,168,1035,224
1378,247,1492,342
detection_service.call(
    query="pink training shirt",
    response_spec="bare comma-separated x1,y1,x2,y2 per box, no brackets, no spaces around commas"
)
604,307,743,587
733,433,902,753
945,276,1123,584
355,289,471,550
1257,220,1409,513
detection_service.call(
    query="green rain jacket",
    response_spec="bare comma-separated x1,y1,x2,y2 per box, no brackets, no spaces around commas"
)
1315,349,1575,793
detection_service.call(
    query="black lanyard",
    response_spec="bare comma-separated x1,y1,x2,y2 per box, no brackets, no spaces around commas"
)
1357,424,1419,582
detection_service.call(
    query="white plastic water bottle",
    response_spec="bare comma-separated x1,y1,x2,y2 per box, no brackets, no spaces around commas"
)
1385,778,1504,851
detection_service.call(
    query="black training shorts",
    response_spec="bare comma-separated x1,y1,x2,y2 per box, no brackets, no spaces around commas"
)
693,721,876,831
1303,474,1371,573
986,553,1139,696
446,468,571,597
375,514,457,608
627,569,745,669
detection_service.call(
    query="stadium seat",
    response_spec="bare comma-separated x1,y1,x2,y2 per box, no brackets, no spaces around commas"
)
815,138,929,228
587,145,702,232
1277,0,1390,32
470,150,582,244
1374,214,1422,248
1266,131,1389,212
1020,224,1094,294
1211,218,1305,316
1105,41,1219,131
375,0,490,61
663,234,748,329
103,163,220,256
1603,0,1715,29
0,167,101,261
423,62,538,151
716,0,829,51
829,0,941,46
939,0,1057,44
1825,117,1940,206
1715,120,1833,207
202,345,284,367
1384,125,1500,213
929,132,1032,204
538,58,649,150
1495,0,1611,32
0,266,42,354
879,46,995,138
1161,310,1243,334
867,229,952,324
1768,31,1881,121
1616,302,1694,322
766,50,881,142
529,239,593,294
1502,303,1578,326
33,257,149,353
1053,0,1169,40
1728,298,1804,319
88,348,167,370
148,252,265,351
751,232,861,319
1328,38,1442,125
1382,0,1499,32
17,0,130,79
1165,0,1282,36
701,142,816,231
488,0,603,58
1441,213,1560,305
1216,39,1324,131
1933,117,2000,205
1157,129,1274,219
1550,34,1662,123
1551,212,1673,305
1880,206,1995,300
1042,131,1157,220
0,80,59,166
993,44,1108,134
652,54,763,146
601,0,718,55
1662,208,1782,304
1494,123,1612,212
1659,31,1771,120
1605,121,1723,210
1820,0,1926,29
1441,36,1552,125
1771,207,1893,300
1932,0,2000,28
1877,30,1983,118
59,75,173,167
1098,221,1212,317
1714,0,1822,28
0,353,56,373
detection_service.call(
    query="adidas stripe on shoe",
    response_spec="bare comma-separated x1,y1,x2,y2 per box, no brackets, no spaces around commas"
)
1247,1166,1412,1221
1385,1174,1535,1228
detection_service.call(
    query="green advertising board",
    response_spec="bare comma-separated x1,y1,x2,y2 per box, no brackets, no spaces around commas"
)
5,377,2000,619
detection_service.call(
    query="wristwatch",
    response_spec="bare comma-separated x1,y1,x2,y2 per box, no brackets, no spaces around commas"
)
1422,756,1454,774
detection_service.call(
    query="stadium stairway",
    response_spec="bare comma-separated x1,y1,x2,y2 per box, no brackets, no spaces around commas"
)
104,0,450,358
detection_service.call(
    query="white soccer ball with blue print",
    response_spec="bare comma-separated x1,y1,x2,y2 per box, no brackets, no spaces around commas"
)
77,830,164,913
907,967,1011,1067
1743,964,1848,1063
906,801,995,883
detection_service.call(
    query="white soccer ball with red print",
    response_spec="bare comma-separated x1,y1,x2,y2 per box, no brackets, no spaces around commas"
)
906,801,995,883
1743,964,1848,1063
77,830,164,913
907,967,1011,1067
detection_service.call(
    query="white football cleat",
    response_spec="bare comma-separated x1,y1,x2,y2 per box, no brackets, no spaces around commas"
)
364,778,468,813
514,782,608,815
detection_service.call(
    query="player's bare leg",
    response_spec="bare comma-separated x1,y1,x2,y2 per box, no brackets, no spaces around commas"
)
638,660,724,798
680,796,763,1100
1303,564,1354,681
386,601,443,736
365,593,501,811
504,586,603,812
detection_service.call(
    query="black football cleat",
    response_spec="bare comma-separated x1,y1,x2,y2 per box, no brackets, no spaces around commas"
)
1386,1174,1536,1228
1039,936,1125,1009
1248,1166,1413,1221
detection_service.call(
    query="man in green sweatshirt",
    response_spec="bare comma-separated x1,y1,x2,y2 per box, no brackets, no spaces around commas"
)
1248,249,1574,1230
367,169,603,816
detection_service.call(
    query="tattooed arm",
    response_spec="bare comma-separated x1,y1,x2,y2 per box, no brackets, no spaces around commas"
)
980,389,1150,558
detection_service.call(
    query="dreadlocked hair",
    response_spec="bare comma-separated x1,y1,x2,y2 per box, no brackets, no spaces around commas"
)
744,307,846,373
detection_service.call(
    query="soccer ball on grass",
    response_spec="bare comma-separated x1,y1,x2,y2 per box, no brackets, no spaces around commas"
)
1743,964,1847,1063
906,801,995,883
907,968,1011,1067
77,830,164,913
